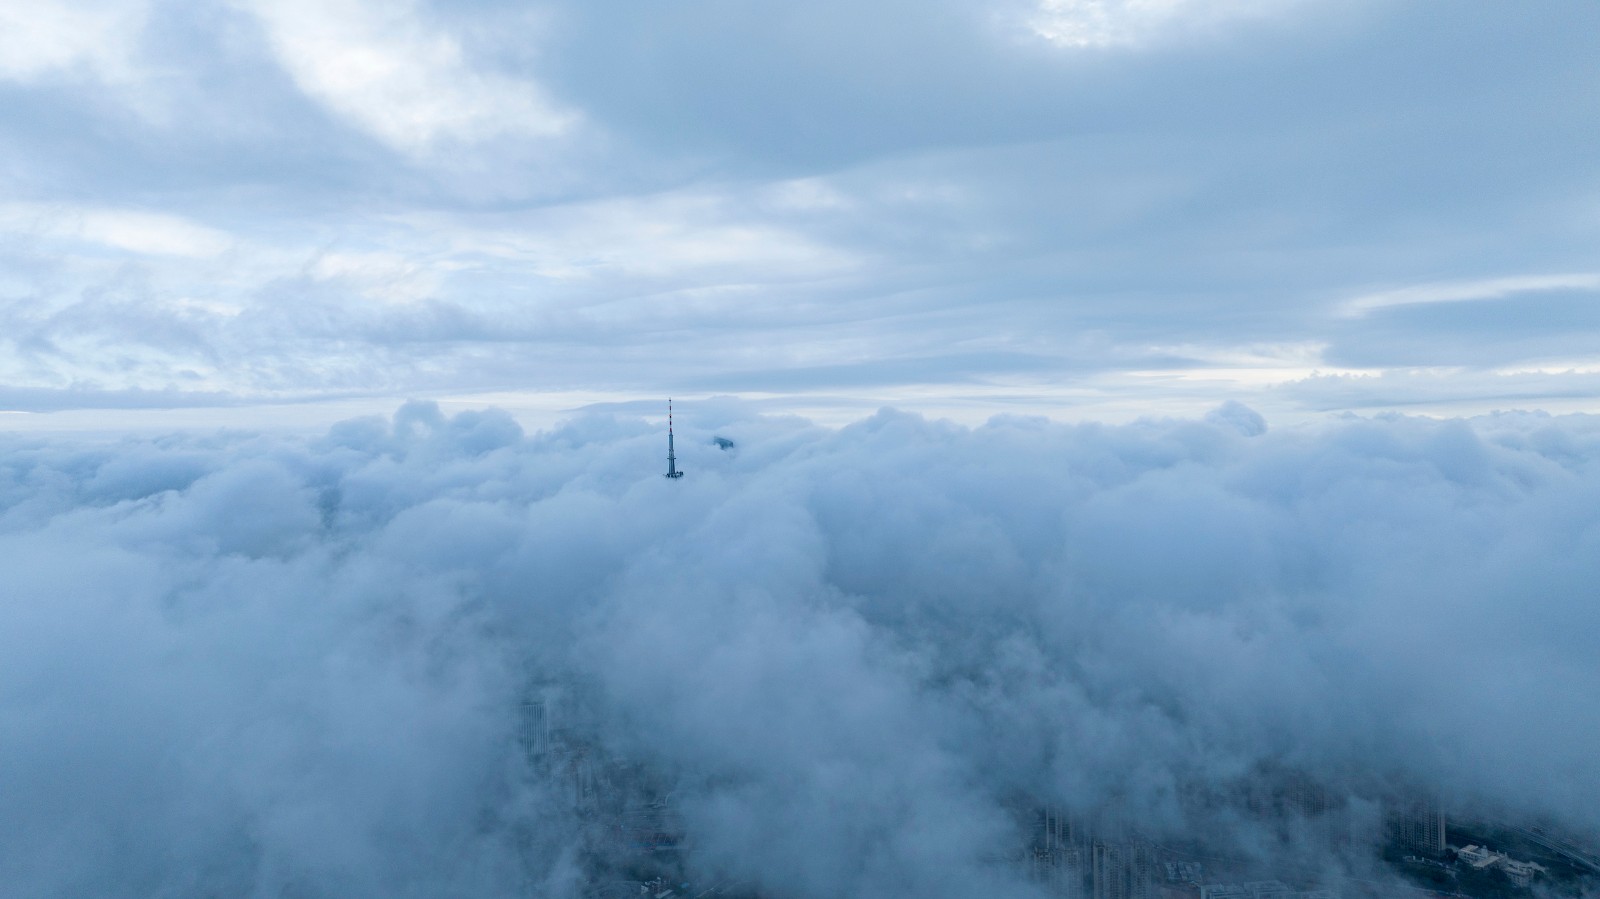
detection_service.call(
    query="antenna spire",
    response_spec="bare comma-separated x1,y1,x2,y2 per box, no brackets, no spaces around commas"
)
665,398,684,479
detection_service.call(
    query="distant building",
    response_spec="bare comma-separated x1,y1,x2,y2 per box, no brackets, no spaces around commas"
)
1202,884,1335,899
1035,846,1088,898
518,695,551,763
1501,858,1547,888
1165,862,1203,885
1031,809,1088,899
1128,841,1159,899
1456,845,1546,888
1239,764,1351,849
1027,809,1161,899
1243,881,1293,899
1387,797,1446,854
1094,842,1128,899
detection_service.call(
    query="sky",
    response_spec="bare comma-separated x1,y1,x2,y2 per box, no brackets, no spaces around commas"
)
2,0,1598,429
6,5,1600,898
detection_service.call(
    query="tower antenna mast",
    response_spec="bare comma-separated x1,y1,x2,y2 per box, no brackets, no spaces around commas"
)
665,398,684,479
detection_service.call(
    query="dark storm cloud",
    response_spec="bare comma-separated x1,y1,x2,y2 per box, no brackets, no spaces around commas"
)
4,402,1600,896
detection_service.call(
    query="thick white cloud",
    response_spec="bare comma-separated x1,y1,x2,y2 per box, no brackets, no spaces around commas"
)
3,402,1599,895
1028,0,1304,48
0,0,146,83
242,0,574,155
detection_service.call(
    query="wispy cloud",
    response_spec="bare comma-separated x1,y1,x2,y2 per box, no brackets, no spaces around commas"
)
0,202,233,258
1,1,1598,418
1336,273,1600,319
1027,0,1304,48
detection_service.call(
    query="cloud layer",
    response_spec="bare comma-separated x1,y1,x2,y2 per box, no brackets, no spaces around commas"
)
4,402,1599,896
2,1,1598,418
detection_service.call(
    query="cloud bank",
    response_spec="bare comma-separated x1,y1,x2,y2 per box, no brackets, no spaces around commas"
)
4,402,1599,897
3,1,1598,417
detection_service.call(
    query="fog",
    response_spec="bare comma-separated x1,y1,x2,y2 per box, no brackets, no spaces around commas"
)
3,401,1598,897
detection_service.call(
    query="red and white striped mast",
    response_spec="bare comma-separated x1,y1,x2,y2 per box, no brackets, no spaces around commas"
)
665,398,684,479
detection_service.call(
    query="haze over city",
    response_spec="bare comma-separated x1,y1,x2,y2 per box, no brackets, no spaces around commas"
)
2,2,1598,898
